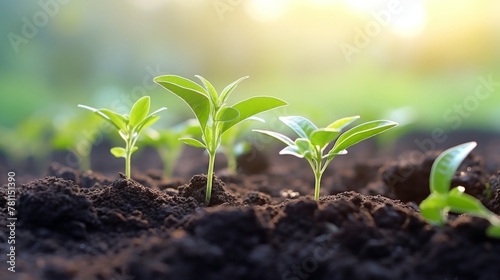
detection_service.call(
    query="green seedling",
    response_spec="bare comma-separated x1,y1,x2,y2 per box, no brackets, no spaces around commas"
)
154,75,287,204
52,111,103,171
141,119,200,177
419,142,500,238
78,96,167,179
255,116,397,200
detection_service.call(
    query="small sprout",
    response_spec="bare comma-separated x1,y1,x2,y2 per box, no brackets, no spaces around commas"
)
141,119,200,177
154,75,287,204
78,96,166,179
255,116,397,200
419,142,500,238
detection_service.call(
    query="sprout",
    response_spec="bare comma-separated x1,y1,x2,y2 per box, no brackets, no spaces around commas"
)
419,142,500,238
255,115,397,200
78,96,166,178
154,75,287,204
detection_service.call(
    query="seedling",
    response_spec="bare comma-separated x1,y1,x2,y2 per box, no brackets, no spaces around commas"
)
255,116,397,200
141,119,200,177
154,75,287,204
52,112,103,171
419,142,500,238
78,96,167,179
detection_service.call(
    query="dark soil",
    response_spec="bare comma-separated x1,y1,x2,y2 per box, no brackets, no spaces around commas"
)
2,130,500,280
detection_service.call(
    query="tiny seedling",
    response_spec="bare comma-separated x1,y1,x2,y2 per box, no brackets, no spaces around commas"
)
78,96,167,179
419,142,500,238
255,116,397,200
141,119,200,177
154,75,287,204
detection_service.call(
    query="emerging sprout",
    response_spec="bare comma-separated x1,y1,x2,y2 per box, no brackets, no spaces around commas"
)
78,96,166,178
255,116,397,200
419,142,500,238
154,75,287,204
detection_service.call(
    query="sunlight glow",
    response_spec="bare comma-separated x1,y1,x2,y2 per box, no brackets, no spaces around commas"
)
245,0,287,22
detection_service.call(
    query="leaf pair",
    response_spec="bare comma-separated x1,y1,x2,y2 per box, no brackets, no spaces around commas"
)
78,96,167,178
419,142,500,238
154,75,287,151
255,115,397,200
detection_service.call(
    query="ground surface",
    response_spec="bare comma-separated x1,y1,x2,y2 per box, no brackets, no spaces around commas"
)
2,130,500,280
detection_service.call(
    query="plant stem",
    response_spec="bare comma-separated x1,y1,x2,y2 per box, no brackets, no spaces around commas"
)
125,148,131,179
206,151,216,205
313,170,323,200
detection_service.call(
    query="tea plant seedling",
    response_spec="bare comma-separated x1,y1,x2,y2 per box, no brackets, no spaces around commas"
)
419,142,500,238
78,96,167,179
154,75,287,204
254,116,397,200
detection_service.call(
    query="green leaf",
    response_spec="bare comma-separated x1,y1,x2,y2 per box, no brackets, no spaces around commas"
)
331,120,398,154
131,146,138,154
327,116,360,130
419,194,448,225
253,129,294,146
179,137,206,148
219,76,249,103
486,225,500,238
215,106,240,122
310,129,341,150
110,147,126,158
221,96,287,134
430,141,477,195
324,149,348,160
78,105,127,131
129,96,150,128
196,75,219,106
137,115,160,134
279,145,304,158
154,75,211,130
280,116,318,138
447,190,489,217
295,138,313,159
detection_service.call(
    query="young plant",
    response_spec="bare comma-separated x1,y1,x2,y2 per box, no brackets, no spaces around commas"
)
52,111,103,171
154,75,287,204
419,142,500,238
141,119,200,177
78,96,167,179
254,116,397,200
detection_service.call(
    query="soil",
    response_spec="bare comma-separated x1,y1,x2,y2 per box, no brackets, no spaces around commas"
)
2,130,500,280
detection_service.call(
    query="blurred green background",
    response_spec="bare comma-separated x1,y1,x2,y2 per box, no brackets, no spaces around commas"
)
1,0,500,171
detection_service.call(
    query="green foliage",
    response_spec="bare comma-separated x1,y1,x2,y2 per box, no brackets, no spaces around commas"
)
419,142,500,238
51,112,103,171
78,96,166,178
255,116,397,200
154,75,287,204
0,117,53,172
141,119,200,177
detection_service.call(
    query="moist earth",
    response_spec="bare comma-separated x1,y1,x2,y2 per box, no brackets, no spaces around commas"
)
2,131,500,280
